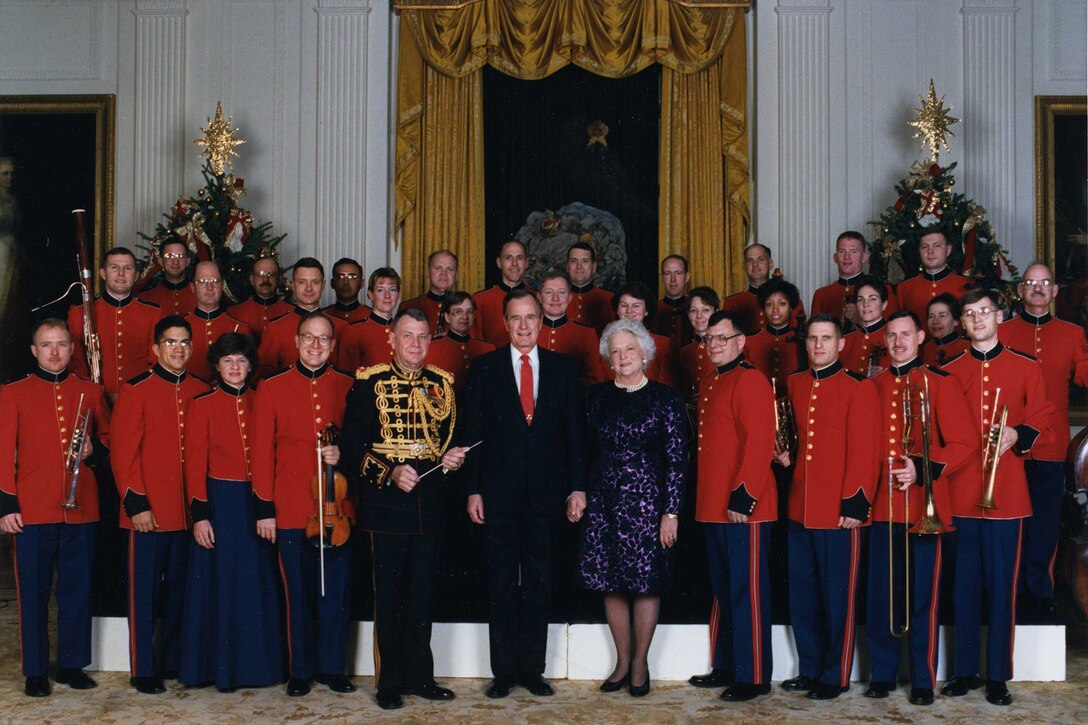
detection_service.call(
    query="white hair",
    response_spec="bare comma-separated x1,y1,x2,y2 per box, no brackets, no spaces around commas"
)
599,318,656,371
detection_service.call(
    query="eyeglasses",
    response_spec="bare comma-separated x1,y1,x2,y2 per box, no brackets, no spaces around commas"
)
1019,279,1054,288
300,334,333,346
162,252,187,260
161,339,192,348
255,270,277,279
962,307,995,321
334,273,359,281
448,308,473,317
195,278,222,287
705,332,744,345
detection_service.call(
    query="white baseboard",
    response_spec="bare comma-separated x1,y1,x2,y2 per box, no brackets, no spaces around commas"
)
87,619,1066,682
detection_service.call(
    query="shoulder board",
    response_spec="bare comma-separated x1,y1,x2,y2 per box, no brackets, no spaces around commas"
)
357,363,392,380
188,372,210,385
572,320,594,329
331,366,355,378
193,388,217,401
263,366,293,381
135,298,160,309
7,373,33,388
424,364,454,383
128,370,154,386
1007,346,1037,361
268,312,293,325
943,351,968,366
924,364,950,377
739,361,756,370
844,370,866,382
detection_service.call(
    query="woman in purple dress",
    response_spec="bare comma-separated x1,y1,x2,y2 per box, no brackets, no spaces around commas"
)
574,318,688,696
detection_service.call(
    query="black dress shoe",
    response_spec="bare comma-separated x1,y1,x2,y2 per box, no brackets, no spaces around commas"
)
519,674,554,696
314,673,356,693
720,682,771,702
940,675,984,697
286,677,311,697
864,681,893,698
24,675,50,697
216,686,238,694
485,677,513,699
806,682,842,700
376,687,404,710
131,676,166,695
599,673,629,692
55,668,97,690
781,675,816,692
689,668,732,688
985,680,1012,706
628,677,650,697
404,681,455,700
909,687,934,706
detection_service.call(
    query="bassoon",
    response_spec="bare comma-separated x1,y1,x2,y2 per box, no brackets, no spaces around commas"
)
73,209,101,383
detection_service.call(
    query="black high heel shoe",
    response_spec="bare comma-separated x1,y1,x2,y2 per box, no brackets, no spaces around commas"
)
629,675,650,697
599,673,630,693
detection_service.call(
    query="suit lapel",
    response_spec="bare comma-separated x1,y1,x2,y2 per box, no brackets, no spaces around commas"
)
497,346,528,427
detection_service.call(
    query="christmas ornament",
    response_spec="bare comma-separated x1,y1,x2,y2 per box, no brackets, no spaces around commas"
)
908,79,959,165
194,101,246,175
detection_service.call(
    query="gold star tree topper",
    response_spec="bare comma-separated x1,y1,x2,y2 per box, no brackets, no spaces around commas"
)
194,101,246,175
908,79,960,164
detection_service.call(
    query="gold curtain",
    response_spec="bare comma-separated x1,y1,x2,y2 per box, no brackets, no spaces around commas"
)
394,0,750,297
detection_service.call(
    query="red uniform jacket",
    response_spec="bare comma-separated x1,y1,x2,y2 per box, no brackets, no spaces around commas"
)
870,359,977,526
0,370,110,524
896,267,973,322
810,277,899,323
744,325,807,394
322,300,371,325
251,361,354,528
256,306,348,379
337,313,394,375
471,282,532,347
111,365,209,531
183,307,251,383
721,286,806,335
567,284,614,334
695,359,777,523
184,384,254,522
786,362,880,528
424,331,495,394
602,332,677,386
999,311,1088,461
678,337,715,407
68,294,160,396
400,291,448,335
922,331,971,368
138,279,196,317
539,316,603,385
651,296,691,349
228,295,294,344
944,343,1054,519
841,319,890,377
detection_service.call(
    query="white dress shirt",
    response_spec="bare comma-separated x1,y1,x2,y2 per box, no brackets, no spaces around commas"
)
509,345,540,402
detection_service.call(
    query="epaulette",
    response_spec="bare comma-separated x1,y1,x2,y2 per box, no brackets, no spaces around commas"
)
188,372,210,385
268,312,292,324
572,320,594,329
1007,346,1037,362
738,360,756,370
332,366,355,378
192,388,217,401
127,370,154,386
135,298,160,309
943,351,967,365
844,370,866,382
357,363,392,380
924,364,950,377
424,364,455,383
264,366,293,381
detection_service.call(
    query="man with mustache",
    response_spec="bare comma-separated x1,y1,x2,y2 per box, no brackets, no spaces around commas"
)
323,257,370,324
229,256,293,344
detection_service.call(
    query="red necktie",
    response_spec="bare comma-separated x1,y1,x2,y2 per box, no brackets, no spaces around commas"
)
519,353,534,425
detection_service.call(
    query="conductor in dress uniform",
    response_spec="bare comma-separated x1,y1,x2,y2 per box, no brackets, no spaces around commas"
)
461,289,587,699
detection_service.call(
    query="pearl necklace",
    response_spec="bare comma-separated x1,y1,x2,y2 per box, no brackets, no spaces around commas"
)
614,375,649,393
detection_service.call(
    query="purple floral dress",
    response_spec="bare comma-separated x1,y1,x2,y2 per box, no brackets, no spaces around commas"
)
576,380,688,594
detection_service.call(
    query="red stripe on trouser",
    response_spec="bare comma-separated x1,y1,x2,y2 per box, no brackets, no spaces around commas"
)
128,530,137,676
708,597,720,663
1008,521,1023,678
1047,541,1058,591
749,525,762,684
277,550,294,673
12,541,24,674
839,528,860,688
926,537,943,685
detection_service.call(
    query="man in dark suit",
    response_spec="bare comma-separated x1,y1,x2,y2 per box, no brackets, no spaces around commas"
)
461,289,587,699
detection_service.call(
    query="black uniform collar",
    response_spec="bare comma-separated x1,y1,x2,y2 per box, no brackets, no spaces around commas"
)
811,360,843,380
715,356,743,375
446,330,470,344
922,266,952,282
767,324,792,337
860,318,886,335
253,294,281,306
837,273,863,286
295,360,328,379
543,315,568,328
369,312,392,327
391,359,423,380
933,330,962,346
426,290,450,303
662,295,687,307
1019,309,1052,325
747,284,763,295
890,356,923,377
153,364,187,384
192,305,227,320
969,341,1004,362
571,282,596,294
101,291,134,308
34,367,69,383
498,280,525,293
219,382,247,397
333,300,361,312
293,304,318,316
160,278,189,291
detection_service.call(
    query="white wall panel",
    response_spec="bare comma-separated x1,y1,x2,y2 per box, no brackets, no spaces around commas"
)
0,1,103,81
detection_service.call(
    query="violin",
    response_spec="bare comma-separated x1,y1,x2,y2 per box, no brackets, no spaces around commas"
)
306,424,351,550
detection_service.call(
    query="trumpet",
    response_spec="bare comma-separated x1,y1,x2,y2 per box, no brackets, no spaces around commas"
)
979,387,1008,510
771,379,797,456
61,394,91,510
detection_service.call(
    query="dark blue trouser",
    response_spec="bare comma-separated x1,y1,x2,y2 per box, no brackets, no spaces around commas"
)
371,531,438,690
1022,460,1064,599
951,516,1022,683
867,524,943,688
788,523,861,688
276,528,352,680
128,529,189,677
13,523,96,677
704,522,773,685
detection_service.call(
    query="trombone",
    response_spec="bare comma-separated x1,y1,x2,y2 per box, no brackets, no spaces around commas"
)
979,387,1008,510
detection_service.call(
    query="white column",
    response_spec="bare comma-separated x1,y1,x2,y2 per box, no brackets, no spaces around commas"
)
132,0,188,239
774,0,833,306
314,0,371,271
961,0,1018,256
